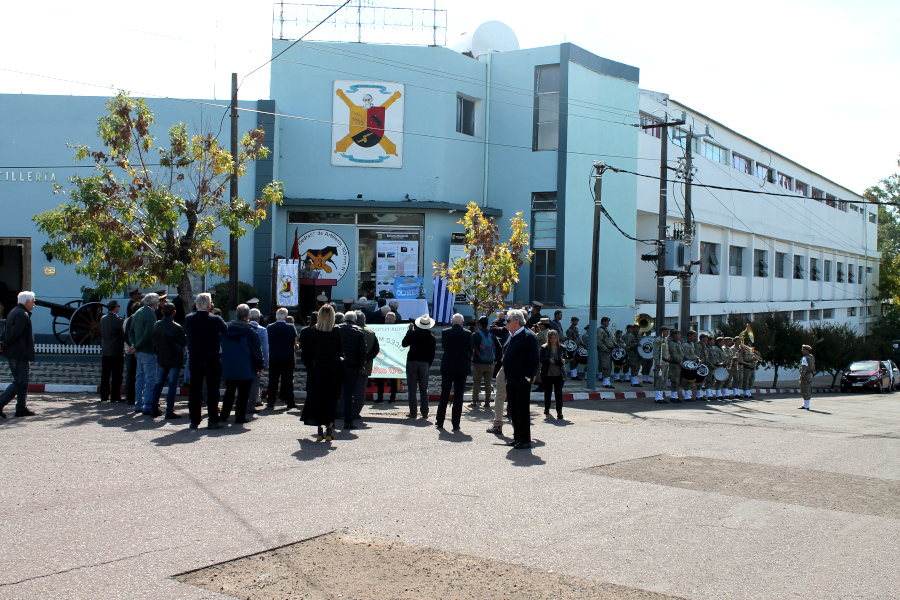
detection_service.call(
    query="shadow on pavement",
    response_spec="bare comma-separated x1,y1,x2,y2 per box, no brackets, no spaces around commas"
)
293,437,337,461
437,428,473,442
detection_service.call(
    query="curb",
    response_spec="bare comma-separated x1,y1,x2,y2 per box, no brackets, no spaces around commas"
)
2,383,839,401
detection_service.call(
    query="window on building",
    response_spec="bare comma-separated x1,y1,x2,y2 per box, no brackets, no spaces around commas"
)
757,164,775,183
775,252,787,278
728,245,743,276
847,307,856,317
640,113,661,138
664,316,679,330
532,193,557,303
867,266,873,274
754,249,768,277
823,308,834,319
795,181,809,196
810,257,820,281
700,242,719,275
702,140,728,164
859,265,865,284
848,265,855,283
812,187,824,200
456,96,476,136
837,262,845,283
838,200,848,212
825,193,837,208
793,255,804,279
868,305,874,316
732,153,752,174
710,314,726,330
823,259,831,282
870,212,877,223
809,309,821,321
777,172,793,191
534,65,559,151
792,310,807,321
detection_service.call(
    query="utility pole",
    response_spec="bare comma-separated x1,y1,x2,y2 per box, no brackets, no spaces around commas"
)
676,124,710,332
229,73,239,314
641,113,684,336
586,161,611,390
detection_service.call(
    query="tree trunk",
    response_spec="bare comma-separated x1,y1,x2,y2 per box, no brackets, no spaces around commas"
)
179,272,193,316
773,364,779,388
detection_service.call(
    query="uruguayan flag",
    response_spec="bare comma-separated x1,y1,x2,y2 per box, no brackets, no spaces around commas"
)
432,274,455,324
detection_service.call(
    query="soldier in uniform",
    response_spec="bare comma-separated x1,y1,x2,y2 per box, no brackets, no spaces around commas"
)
597,317,615,389
729,337,744,399
566,317,582,380
652,326,670,403
798,344,815,410
640,330,654,384
722,336,736,399
623,325,642,387
740,342,760,399
299,257,315,279
680,330,700,401
612,329,625,382
709,337,728,399
667,330,684,402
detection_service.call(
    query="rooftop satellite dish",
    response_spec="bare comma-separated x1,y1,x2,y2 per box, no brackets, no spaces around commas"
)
451,21,519,57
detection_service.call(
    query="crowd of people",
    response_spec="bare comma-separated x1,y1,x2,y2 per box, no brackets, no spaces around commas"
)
0,290,820,424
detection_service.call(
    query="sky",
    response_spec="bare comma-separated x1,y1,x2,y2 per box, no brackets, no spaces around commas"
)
2,0,897,194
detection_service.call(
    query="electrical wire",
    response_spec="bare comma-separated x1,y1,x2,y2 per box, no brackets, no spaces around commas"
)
588,165,656,245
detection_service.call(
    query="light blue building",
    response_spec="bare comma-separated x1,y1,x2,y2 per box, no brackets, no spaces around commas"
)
0,27,642,340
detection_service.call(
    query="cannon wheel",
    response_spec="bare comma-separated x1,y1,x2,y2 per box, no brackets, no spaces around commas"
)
69,302,108,346
51,300,84,345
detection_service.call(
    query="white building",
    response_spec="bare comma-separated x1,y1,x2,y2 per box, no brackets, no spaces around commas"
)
634,89,878,337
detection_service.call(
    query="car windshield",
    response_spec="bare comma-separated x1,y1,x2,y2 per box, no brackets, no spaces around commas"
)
849,361,880,372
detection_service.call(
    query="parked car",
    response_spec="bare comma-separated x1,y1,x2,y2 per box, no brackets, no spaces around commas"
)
840,360,893,393
882,360,900,391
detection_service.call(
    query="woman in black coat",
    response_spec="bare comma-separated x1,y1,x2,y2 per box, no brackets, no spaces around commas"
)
539,330,565,419
301,304,344,441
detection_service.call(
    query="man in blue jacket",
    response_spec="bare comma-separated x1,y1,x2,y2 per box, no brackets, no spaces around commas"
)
184,293,227,429
0,291,37,418
219,304,264,425
502,309,540,449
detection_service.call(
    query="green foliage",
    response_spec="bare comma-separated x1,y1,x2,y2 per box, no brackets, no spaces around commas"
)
867,154,900,302
210,281,261,313
808,321,862,387
433,202,533,317
34,91,284,309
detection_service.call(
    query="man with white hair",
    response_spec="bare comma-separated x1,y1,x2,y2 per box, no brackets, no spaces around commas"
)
436,313,473,431
336,309,367,428
389,300,402,323
0,291,37,417
184,292,228,429
266,307,298,410
502,308,539,449
128,292,160,416
247,308,269,415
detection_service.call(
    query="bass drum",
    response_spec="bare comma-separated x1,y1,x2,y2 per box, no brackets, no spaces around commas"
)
562,339,578,354
638,337,655,360
576,347,589,365
681,359,699,383
696,364,710,378
611,347,627,366
713,366,729,382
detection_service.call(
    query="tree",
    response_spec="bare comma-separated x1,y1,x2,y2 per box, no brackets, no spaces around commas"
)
433,202,533,317
867,155,900,303
34,91,284,310
808,321,861,387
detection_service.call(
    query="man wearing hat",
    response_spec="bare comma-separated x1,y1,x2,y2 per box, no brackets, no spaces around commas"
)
316,293,328,309
652,326,670,403
798,344,815,410
126,288,143,318
299,257,316,279
565,316,582,381
597,316,615,388
722,337,736,399
526,300,544,329
402,314,437,419
666,330,685,402
342,297,355,314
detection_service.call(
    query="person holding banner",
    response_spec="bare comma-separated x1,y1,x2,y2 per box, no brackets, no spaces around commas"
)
301,304,344,442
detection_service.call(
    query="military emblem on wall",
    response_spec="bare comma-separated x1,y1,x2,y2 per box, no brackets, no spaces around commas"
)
297,229,351,280
332,81,404,167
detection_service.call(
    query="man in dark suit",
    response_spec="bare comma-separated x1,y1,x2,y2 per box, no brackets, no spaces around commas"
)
502,308,540,449
0,291,37,418
99,300,125,402
436,313,473,430
266,307,298,409
183,292,227,429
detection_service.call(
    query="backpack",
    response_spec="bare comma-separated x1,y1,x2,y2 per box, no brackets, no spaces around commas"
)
474,330,496,363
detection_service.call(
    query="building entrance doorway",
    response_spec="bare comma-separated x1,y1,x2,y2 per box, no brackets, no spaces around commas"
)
0,238,31,317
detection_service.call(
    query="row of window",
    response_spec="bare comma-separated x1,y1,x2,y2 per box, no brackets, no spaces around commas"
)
699,243,872,283
640,113,869,218
695,307,869,332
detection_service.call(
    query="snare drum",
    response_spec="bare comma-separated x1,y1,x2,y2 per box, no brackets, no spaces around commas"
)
611,347,627,367
681,359,699,382
696,363,710,378
576,347,589,365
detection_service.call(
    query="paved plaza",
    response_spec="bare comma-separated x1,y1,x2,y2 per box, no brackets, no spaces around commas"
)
0,390,898,599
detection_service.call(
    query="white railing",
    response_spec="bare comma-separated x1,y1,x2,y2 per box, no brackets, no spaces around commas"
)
35,344,102,355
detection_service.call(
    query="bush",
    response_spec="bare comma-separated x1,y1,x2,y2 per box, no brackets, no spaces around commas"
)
210,281,261,312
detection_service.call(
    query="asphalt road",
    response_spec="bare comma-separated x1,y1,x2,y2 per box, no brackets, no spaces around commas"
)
0,391,897,599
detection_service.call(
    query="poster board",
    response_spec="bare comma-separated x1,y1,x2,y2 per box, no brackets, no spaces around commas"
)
448,232,467,303
375,231,419,297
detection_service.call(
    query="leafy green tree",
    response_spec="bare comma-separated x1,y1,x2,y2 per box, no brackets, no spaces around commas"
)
433,202,533,317
34,91,283,310
211,280,260,313
808,321,862,387
867,155,900,303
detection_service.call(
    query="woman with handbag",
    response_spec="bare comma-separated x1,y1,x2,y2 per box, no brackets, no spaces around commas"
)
539,330,565,419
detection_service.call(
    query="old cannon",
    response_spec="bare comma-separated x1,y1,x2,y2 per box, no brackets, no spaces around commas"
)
34,291,108,345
